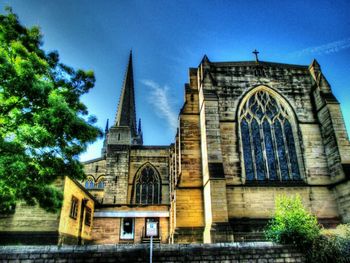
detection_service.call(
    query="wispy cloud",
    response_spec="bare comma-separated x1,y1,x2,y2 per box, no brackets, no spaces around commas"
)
293,37,350,57
141,80,178,131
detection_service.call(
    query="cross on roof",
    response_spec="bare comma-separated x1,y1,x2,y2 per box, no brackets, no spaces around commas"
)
252,49,259,62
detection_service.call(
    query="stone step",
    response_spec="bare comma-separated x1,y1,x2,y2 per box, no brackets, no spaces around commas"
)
141,237,161,243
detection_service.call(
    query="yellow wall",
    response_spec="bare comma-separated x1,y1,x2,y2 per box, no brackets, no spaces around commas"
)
175,189,204,227
58,177,95,242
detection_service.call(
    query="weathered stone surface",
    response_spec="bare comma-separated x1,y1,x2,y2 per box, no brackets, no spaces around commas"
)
0,243,305,262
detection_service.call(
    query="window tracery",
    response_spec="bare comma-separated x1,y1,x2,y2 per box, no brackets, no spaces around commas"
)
239,89,301,181
135,165,161,204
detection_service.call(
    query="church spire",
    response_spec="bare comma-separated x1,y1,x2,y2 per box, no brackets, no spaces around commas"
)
101,118,109,156
114,51,137,136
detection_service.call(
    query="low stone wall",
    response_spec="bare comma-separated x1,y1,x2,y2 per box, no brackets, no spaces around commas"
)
0,242,305,262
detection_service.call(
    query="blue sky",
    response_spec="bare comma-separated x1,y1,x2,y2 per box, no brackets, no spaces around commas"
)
1,0,350,161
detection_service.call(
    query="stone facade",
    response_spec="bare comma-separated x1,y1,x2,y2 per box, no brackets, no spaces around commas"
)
0,53,349,245
82,54,350,244
80,52,171,244
171,56,350,243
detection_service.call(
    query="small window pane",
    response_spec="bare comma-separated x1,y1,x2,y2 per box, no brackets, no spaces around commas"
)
136,183,141,203
284,120,301,180
274,120,290,180
241,119,254,180
84,207,92,226
69,196,79,219
120,218,134,239
252,119,266,180
97,179,105,189
263,119,278,180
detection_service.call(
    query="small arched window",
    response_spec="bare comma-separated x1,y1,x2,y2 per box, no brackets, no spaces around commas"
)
96,176,105,189
134,164,161,204
239,88,302,182
85,176,95,189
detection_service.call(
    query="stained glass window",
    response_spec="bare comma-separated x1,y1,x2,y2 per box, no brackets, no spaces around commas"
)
239,89,301,181
96,177,105,189
135,165,161,204
85,177,95,189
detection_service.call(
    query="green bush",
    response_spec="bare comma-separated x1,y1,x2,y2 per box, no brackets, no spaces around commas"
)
265,195,350,263
310,224,350,263
265,195,320,247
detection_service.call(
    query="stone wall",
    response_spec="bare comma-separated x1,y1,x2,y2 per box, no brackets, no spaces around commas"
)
92,205,170,244
0,178,64,245
333,180,350,223
226,186,339,219
0,242,305,262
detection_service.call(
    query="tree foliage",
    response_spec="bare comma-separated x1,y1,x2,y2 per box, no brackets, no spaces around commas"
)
0,7,101,213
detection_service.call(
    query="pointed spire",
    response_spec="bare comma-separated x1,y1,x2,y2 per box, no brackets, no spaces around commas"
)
138,118,142,134
201,54,210,65
309,59,321,71
309,59,322,83
105,118,109,135
101,118,109,156
114,51,137,136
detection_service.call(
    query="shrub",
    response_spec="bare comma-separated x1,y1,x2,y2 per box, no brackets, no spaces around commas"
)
311,224,350,263
265,195,350,263
265,195,320,247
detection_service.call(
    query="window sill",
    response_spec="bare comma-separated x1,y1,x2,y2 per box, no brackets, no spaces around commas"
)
243,180,307,187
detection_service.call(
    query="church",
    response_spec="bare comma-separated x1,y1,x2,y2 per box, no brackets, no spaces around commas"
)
1,51,350,245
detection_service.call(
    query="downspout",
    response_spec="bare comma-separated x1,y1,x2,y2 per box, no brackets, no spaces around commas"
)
78,198,88,245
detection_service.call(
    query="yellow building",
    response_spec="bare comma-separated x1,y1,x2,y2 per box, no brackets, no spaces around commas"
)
0,177,95,244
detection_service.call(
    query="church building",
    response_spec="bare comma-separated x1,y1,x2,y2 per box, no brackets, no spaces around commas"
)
1,51,350,244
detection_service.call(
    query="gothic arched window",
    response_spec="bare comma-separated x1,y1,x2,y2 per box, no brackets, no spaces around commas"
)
85,176,95,189
239,88,302,182
135,165,161,204
96,176,106,189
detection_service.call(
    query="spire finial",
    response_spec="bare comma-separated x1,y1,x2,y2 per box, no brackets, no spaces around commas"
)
252,49,259,62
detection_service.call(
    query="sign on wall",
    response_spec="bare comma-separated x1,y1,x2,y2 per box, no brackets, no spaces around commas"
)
146,222,158,237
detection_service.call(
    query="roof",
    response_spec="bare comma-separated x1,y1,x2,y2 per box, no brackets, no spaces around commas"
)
211,60,309,70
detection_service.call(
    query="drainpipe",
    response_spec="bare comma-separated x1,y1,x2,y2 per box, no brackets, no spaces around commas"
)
78,198,88,245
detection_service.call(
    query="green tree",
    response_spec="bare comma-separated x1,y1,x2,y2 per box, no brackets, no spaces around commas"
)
265,194,320,247
0,7,101,213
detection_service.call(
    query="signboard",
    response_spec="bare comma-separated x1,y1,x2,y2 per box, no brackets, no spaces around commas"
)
146,222,158,237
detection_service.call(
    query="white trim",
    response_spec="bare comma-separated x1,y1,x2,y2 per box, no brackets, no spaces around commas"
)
94,210,169,218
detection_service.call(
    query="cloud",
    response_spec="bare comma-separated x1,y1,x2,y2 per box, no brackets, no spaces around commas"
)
141,80,178,131
293,37,350,57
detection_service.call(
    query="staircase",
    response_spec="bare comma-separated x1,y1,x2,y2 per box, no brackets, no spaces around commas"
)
141,236,161,243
